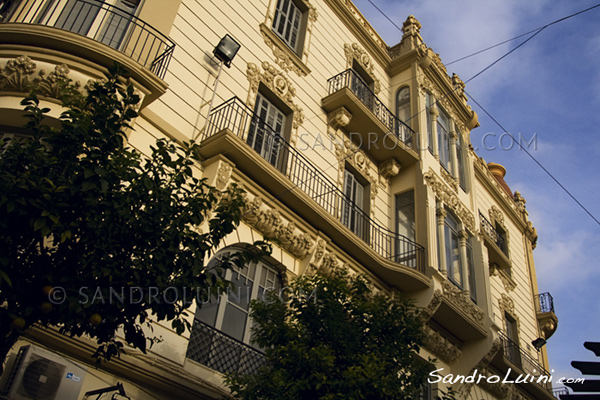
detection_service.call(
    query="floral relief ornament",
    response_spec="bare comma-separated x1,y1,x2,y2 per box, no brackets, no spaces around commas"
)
0,55,81,99
246,62,304,134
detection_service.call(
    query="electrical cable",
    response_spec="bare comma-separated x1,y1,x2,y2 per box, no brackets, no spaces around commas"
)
465,89,600,227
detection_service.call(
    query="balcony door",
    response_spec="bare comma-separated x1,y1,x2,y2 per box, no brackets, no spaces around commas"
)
247,93,286,168
341,169,367,240
55,0,137,50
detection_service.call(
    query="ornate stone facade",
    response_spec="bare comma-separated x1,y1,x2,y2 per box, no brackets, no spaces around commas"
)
0,55,80,99
334,138,378,205
424,169,475,232
344,43,381,94
260,0,317,76
242,194,314,259
246,61,305,144
423,325,462,364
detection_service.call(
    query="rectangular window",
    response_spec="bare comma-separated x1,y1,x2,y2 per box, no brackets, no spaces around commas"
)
426,93,433,154
248,93,286,168
396,191,415,241
457,132,468,191
467,237,476,303
437,109,451,172
444,213,463,288
272,0,302,52
342,169,367,240
505,314,521,366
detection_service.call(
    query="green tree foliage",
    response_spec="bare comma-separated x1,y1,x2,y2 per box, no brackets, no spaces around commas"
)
226,268,444,400
0,67,268,371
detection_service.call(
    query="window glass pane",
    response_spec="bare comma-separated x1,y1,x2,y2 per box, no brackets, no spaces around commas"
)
467,238,476,303
221,303,247,341
272,0,301,51
396,191,415,241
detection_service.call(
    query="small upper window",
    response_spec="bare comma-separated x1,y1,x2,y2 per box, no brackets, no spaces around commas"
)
396,87,410,125
437,108,451,172
272,0,303,53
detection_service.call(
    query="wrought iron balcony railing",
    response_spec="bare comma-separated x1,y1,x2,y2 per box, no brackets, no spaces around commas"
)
0,0,174,79
498,331,553,393
204,97,425,272
187,319,266,375
479,211,508,256
535,292,555,314
326,69,415,147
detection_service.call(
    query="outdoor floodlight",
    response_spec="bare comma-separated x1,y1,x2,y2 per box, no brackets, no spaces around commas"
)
532,337,547,351
213,34,241,68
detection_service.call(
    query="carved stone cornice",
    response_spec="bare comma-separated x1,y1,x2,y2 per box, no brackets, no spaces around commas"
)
423,325,462,364
344,42,381,94
322,0,389,68
242,194,314,259
424,169,475,232
490,266,517,292
0,55,81,99
442,281,484,323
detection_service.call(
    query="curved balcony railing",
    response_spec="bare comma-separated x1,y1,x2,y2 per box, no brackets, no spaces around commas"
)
187,319,266,375
204,97,425,273
0,0,174,79
498,331,552,393
326,69,415,147
535,292,555,314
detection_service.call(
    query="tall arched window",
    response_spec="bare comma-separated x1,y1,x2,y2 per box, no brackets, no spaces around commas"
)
396,86,410,125
187,248,283,374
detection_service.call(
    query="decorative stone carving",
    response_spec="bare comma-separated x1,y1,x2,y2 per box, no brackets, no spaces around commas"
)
526,221,538,250
0,56,82,99
215,162,233,190
260,0,317,76
327,107,352,130
423,325,462,364
424,170,475,232
499,293,520,332
334,138,378,204
241,194,314,259
489,205,505,225
490,266,517,292
379,159,401,188
442,281,485,323
246,62,304,144
440,166,458,191
344,43,381,95
402,15,422,36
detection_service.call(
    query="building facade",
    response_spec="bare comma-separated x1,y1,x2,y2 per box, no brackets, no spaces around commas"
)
0,0,558,399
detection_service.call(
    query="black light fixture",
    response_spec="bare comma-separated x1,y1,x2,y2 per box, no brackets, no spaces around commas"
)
532,337,547,351
192,34,242,141
212,34,241,68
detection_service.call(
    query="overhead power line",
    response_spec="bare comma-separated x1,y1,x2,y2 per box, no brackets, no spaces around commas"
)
465,90,600,227
362,0,600,226
448,2,600,66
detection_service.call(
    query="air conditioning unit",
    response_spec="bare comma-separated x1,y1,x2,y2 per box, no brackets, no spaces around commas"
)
0,345,87,400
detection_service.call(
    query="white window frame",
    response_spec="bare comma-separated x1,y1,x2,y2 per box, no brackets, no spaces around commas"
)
195,253,282,347
247,93,287,168
272,0,303,53
341,169,367,240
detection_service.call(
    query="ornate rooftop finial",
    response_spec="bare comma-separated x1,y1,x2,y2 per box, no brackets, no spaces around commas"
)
402,15,422,36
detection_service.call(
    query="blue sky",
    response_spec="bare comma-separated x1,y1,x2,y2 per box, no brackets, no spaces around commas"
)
351,0,600,383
